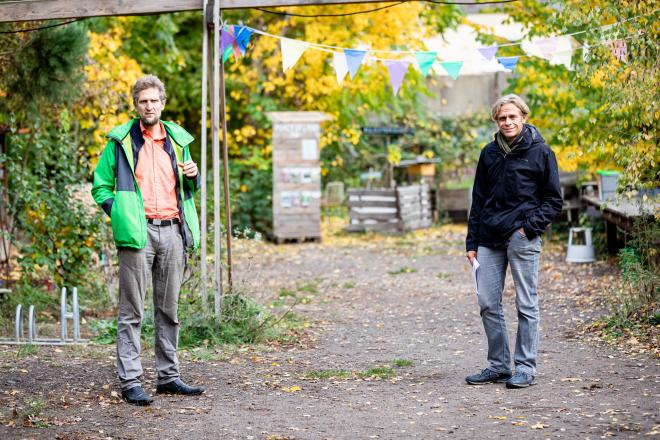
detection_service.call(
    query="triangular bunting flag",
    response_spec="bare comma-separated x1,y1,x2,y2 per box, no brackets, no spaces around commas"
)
234,26,253,56
223,46,233,62
281,38,307,72
498,56,519,70
220,27,236,53
333,51,349,85
344,49,367,80
549,36,576,70
535,37,558,59
384,60,410,95
477,46,498,61
440,61,463,80
414,52,437,77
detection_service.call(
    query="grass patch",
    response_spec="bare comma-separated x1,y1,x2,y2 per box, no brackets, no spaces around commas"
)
298,279,321,295
91,291,304,348
436,272,449,280
303,369,351,380
15,399,48,428
392,358,413,368
278,289,297,298
342,281,356,289
16,344,39,358
186,347,226,362
388,267,417,276
359,366,396,379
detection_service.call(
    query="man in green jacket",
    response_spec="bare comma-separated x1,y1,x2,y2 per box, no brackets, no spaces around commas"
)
92,75,203,406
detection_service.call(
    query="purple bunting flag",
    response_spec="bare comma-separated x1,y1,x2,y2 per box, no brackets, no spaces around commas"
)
477,46,498,61
344,49,367,80
384,60,410,96
220,27,236,53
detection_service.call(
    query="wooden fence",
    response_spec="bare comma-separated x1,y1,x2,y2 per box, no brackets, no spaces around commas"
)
346,184,432,233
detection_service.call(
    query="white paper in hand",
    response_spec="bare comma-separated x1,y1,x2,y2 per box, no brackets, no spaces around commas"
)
471,259,480,295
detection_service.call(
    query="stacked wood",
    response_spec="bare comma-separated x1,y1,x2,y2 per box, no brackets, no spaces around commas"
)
347,185,432,233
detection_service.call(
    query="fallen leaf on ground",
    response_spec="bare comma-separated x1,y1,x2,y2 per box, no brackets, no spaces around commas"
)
531,422,549,429
281,385,301,392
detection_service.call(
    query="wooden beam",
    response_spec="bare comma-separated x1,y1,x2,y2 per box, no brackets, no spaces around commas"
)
199,0,209,311
212,0,223,317
0,0,396,23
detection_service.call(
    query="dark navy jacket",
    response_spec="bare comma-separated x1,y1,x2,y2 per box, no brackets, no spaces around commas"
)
466,124,563,251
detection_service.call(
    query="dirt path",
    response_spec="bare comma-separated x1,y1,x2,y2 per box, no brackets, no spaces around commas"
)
1,225,658,439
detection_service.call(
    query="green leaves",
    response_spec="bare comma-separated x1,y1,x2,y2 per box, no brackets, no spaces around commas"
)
501,1,659,189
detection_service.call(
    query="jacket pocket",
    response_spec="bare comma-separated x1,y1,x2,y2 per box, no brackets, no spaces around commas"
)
111,191,145,248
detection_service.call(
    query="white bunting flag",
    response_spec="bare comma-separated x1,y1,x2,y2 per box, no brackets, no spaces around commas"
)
333,51,349,85
281,38,307,72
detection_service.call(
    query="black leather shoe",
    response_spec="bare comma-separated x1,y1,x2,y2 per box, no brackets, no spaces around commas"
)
156,378,204,396
121,386,154,406
465,368,512,385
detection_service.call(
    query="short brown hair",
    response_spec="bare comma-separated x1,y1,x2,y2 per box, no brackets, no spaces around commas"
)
132,75,167,106
490,94,530,121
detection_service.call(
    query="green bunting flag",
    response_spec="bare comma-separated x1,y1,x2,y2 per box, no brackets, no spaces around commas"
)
415,51,437,77
440,61,463,80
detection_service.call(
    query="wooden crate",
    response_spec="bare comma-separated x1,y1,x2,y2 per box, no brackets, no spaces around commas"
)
347,185,432,233
437,187,472,221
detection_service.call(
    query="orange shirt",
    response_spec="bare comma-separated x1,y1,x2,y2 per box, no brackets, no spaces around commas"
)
135,122,179,220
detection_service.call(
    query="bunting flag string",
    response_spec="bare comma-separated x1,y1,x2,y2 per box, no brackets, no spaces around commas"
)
219,8,657,96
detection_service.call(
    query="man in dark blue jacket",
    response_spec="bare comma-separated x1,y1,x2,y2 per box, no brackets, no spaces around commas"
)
465,94,562,389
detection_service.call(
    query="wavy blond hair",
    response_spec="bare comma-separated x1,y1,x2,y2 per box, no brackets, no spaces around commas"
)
490,94,530,122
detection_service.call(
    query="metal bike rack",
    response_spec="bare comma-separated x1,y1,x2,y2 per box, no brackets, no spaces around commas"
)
0,287,88,345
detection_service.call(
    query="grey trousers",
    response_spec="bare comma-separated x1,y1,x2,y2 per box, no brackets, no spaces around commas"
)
116,223,184,391
476,230,541,376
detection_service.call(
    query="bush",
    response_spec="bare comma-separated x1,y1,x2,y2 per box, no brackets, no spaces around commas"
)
608,218,659,329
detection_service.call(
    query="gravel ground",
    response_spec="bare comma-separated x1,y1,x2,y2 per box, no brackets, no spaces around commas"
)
1,225,658,439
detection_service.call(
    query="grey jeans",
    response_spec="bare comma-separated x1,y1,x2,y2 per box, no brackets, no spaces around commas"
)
476,230,541,376
116,223,185,391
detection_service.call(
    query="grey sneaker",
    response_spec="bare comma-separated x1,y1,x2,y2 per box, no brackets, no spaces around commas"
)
505,371,535,388
465,368,512,385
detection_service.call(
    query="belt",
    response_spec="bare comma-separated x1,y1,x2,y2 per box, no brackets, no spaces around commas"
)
146,218,180,226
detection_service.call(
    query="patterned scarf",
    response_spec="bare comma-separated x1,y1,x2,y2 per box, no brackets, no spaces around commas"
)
496,125,526,155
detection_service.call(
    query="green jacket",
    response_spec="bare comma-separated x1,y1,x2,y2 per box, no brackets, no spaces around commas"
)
91,118,200,251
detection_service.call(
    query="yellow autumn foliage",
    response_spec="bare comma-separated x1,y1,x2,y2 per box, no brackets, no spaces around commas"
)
76,20,143,168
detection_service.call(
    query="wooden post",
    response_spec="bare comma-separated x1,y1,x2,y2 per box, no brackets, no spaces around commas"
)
218,10,233,290
199,0,209,311
212,0,223,317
